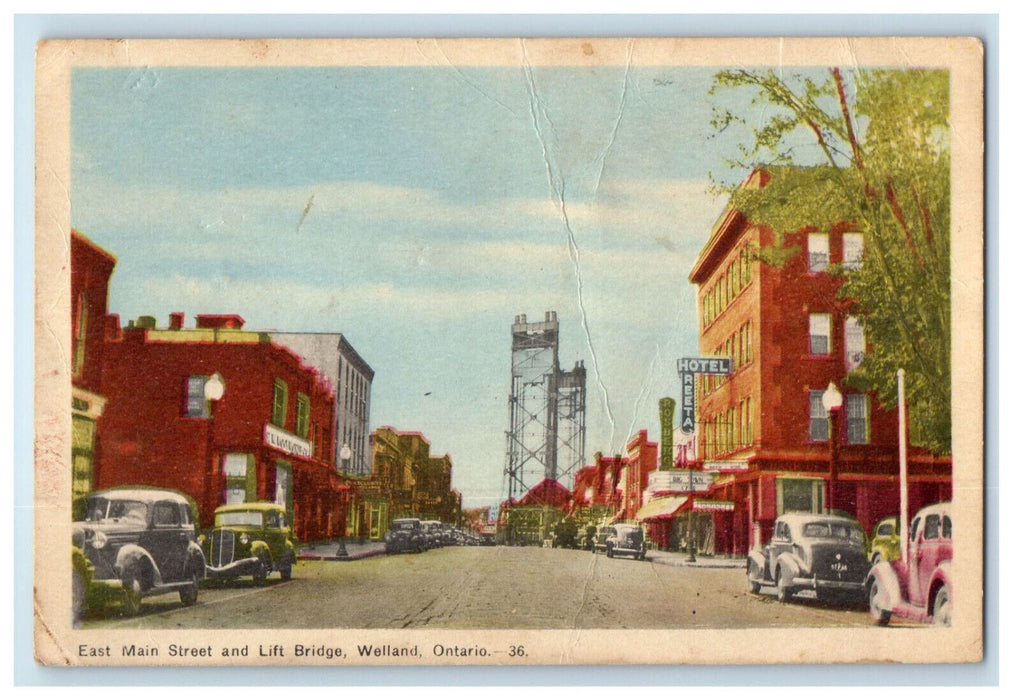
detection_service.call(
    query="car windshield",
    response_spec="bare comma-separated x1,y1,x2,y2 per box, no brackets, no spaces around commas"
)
802,521,863,543
85,498,148,524
216,511,263,527
616,526,641,537
391,521,418,530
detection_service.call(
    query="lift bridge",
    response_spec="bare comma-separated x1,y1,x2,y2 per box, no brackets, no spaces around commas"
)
503,311,587,502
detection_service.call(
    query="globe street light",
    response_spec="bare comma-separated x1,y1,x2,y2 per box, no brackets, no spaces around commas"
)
203,372,226,522
340,443,353,475
821,381,843,513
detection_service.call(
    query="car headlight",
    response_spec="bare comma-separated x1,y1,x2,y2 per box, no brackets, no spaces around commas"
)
91,530,108,549
239,534,250,545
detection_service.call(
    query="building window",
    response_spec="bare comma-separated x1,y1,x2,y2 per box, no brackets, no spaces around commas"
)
296,393,310,438
845,316,866,370
777,477,825,515
223,454,255,505
185,375,210,418
809,390,829,441
808,233,829,273
72,292,87,378
272,379,288,428
809,313,832,355
843,232,864,270
846,394,870,444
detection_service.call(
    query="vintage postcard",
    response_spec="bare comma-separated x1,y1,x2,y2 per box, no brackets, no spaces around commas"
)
34,37,984,666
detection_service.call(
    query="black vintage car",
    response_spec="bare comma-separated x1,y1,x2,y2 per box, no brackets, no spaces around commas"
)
71,487,206,618
605,524,647,560
204,502,297,584
746,512,869,604
384,518,426,554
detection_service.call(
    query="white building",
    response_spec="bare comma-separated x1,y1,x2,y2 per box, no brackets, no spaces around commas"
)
272,333,374,476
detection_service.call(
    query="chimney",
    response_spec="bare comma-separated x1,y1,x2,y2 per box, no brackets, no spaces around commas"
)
196,314,246,330
169,312,184,330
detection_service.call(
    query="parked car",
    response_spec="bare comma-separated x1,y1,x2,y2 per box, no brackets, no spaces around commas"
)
746,512,869,604
71,487,206,617
552,519,580,549
204,502,296,584
421,520,444,549
385,518,426,553
866,502,952,626
593,525,615,553
605,524,647,560
868,516,901,565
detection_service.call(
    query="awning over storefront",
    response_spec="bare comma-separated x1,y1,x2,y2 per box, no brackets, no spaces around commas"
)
678,498,735,513
635,496,688,521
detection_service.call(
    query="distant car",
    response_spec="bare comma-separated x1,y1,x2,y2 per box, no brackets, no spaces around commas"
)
421,520,444,549
552,519,580,549
593,526,615,553
867,502,952,626
605,524,646,560
71,487,206,618
204,503,296,584
385,518,425,554
868,516,901,565
746,512,869,604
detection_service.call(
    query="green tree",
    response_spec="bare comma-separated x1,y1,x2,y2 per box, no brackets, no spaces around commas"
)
710,68,951,454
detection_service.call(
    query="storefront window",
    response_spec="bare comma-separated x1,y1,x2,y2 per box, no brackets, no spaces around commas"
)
777,477,824,515
223,454,255,504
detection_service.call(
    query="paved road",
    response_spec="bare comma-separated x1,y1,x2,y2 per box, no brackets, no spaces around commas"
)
82,545,876,630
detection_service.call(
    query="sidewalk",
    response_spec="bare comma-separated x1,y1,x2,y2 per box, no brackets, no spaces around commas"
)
297,539,387,562
643,549,745,569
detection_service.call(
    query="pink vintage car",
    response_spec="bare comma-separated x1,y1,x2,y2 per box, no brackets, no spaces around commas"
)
866,502,952,625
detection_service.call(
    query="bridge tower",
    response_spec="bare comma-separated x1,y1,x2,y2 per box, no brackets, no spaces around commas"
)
503,311,587,502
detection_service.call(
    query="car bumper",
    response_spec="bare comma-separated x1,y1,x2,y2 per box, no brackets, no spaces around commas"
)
611,546,646,557
206,557,261,578
791,576,865,592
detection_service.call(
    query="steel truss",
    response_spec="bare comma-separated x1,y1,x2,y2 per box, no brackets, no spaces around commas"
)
503,312,587,502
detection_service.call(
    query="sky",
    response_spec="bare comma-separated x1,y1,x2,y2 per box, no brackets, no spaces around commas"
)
71,61,806,510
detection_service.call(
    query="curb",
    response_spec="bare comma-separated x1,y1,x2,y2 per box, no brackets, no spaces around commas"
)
645,554,745,570
297,549,387,562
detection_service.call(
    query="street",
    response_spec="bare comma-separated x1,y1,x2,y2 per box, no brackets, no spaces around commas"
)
82,545,877,630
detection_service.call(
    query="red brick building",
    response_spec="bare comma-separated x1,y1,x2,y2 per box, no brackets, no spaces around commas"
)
620,430,658,521
70,231,116,512
95,312,349,540
688,169,951,555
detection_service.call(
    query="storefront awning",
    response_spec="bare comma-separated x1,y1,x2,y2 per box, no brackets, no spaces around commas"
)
635,496,688,521
677,498,735,513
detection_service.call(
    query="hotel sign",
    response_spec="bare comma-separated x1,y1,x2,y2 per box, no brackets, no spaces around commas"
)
677,357,733,434
264,423,312,459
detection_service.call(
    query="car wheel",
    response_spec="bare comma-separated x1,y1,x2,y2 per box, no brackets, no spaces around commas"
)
776,565,792,603
122,571,144,617
253,554,269,586
868,578,891,625
179,568,199,606
746,565,761,594
279,564,292,581
932,586,951,626
606,545,614,559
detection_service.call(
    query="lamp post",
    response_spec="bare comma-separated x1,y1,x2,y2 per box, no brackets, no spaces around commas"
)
336,443,354,558
821,381,843,514
203,372,226,523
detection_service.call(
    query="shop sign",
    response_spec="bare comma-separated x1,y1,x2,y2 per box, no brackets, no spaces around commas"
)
677,356,732,434
702,460,749,472
648,470,716,493
264,423,312,458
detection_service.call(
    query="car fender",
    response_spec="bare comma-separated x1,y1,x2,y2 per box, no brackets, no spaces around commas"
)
186,540,206,573
927,561,952,611
283,540,297,566
250,540,271,564
775,551,803,580
114,544,162,587
747,550,767,579
867,560,904,612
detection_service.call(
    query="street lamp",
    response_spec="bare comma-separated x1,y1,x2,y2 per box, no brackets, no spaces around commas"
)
203,372,226,522
821,381,843,513
340,443,353,475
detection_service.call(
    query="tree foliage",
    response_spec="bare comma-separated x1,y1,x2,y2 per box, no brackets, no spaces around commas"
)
710,68,951,455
